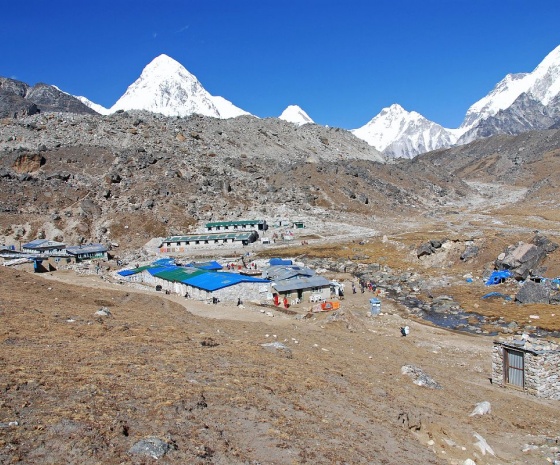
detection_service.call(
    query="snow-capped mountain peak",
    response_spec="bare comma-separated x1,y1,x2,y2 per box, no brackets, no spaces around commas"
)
279,105,314,125
461,44,560,130
109,54,249,118
351,104,458,158
76,96,110,115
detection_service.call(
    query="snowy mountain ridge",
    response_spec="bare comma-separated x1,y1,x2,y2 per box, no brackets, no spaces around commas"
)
279,105,314,125
353,44,560,158
108,54,249,119
70,45,560,159
351,104,460,159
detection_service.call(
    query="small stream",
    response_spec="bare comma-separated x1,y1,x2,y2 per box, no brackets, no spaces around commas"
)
393,293,560,339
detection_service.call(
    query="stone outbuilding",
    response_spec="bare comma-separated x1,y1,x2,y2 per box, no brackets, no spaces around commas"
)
492,337,560,400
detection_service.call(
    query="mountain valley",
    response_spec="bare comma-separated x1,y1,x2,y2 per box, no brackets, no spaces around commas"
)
1,50,560,465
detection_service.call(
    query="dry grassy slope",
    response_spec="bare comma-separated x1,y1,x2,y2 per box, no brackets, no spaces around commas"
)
261,227,560,333
1,266,560,465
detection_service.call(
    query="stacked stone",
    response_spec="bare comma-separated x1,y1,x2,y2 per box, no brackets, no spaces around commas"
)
492,338,560,400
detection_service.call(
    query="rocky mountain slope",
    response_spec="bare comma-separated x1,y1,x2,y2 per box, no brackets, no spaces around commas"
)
0,77,97,118
0,111,392,247
1,106,559,251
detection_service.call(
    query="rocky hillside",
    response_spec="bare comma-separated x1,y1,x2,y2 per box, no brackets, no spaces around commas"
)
0,108,559,249
0,78,97,118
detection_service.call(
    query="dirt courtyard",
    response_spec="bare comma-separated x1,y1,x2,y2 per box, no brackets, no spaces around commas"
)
1,266,559,464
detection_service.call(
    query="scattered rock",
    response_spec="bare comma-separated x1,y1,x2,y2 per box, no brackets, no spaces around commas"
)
469,401,491,416
128,437,173,459
261,341,292,358
94,307,112,317
401,365,442,389
516,280,550,304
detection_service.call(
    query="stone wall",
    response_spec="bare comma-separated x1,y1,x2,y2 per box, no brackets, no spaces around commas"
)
492,339,560,401
491,344,504,386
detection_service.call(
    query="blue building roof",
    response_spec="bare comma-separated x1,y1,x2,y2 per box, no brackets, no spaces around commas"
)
152,257,175,266
188,260,223,270
66,244,107,255
117,264,268,292
183,271,268,292
269,258,293,266
22,239,65,249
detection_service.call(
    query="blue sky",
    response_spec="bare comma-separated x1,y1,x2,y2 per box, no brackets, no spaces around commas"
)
1,0,559,129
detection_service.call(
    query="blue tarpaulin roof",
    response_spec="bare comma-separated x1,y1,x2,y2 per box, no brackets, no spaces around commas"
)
482,292,512,300
183,271,268,291
118,264,268,292
485,270,512,285
189,260,223,270
152,257,175,266
269,258,293,266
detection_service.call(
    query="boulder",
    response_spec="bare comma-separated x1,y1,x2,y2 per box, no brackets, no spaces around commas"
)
416,242,434,258
496,242,543,279
515,280,550,304
12,153,45,173
129,437,172,459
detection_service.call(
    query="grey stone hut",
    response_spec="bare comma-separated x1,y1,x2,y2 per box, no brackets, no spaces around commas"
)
492,337,560,400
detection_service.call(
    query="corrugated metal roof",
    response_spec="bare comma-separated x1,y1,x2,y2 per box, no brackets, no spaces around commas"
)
206,220,265,227
152,267,206,282
189,261,223,270
118,264,268,292
161,231,256,244
145,265,180,276
152,258,175,266
272,276,331,292
66,244,107,255
269,258,293,266
183,272,268,292
117,265,151,277
263,265,315,280
22,239,65,249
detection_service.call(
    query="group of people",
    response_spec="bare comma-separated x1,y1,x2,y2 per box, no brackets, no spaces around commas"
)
358,279,379,295
225,262,258,271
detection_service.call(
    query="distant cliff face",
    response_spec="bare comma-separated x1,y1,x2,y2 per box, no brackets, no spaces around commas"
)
0,77,97,118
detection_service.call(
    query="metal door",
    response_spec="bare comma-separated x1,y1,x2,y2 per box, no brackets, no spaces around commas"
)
505,348,524,388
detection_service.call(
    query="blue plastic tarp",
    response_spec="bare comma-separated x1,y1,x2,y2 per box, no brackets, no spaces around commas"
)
184,272,268,291
482,292,512,301
485,270,512,285
269,258,293,266
152,257,175,266
189,261,223,270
